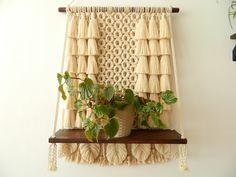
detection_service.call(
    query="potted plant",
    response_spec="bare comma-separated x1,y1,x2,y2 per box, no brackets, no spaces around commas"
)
57,71,177,142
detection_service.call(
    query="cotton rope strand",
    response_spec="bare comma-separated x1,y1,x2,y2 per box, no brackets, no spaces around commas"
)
48,12,71,171
167,10,188,171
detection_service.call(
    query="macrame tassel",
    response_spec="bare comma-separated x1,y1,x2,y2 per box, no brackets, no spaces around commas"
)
135,14,149,39
67,38,77,55
88,13,100,39
67,56,77,73
135,74,149,93
149,15,159,39
77,39,87,55
87,39,99,55
88,74,97,83
149,93,159,101
135,40,150,56
74,148,81,164
149,40,161,56
159,39,171,55
160,55,171,74
179,145,188,171
160,111,170,126
135,56,149,74
149,56,160,75
159,14,170,39
77,13,88,39
138,92,148,99
160,75,171,91
58,144,71,158
48,143,57,171
87,56,99,74
63,110,76,129
68,14,78,38
77,56,87,73
149,75,160,93
66,95,76,109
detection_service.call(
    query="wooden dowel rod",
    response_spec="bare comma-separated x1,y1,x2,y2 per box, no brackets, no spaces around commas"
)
58,7,180,13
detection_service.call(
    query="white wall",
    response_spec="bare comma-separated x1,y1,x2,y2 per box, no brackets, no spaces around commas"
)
0,0,236,177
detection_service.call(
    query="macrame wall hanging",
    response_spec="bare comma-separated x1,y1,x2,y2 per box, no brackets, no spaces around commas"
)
48,6,187,171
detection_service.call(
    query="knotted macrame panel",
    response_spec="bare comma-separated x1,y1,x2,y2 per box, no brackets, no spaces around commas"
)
96,12,138,90
60,8,178,166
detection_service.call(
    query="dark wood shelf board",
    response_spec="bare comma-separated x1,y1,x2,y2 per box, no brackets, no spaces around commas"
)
49,129,187,144
231,33,236,39
58,7,179,13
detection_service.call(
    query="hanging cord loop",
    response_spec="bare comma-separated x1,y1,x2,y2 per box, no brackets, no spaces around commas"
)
168,10,188,171
48,12,70,171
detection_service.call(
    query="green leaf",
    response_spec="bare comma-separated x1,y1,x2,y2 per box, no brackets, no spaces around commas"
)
108,107,115,118
83,119,100,142
150,111,160,127
104,117,119,139
124,89,134,104
93,105,109,117
133,97,142,112
84,129,93,142
58,85,67,100
111,100,128,110
92,84,99,102
79,78,94,100
141,119,151,128
155,102,164,113
142,105,151,113
74,100,83,110
57,73,63,85
64,71,72,86
104,84,115,101
161,90,178,105
157,119,166,129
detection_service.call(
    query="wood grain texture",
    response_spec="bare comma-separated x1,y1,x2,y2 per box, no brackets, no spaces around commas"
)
49,129,187,144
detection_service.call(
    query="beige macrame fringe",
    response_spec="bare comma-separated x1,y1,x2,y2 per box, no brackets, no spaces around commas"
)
160,55,171,74
67,56,77,73
77,39,87,55
149,40,161,56
149,56,160,75
67,38,77,55
159,14,170,39
68,14,78,38
88,13,100,39
134,14,149,39
57,10,184,168
59,143,177,165
149,75,160,93
135,56,149,74
48,143,57,171
159,39,171,55
135,40,150,56
76,56,86,73
148,15,159,39
135,74,149,93
77,13,88,39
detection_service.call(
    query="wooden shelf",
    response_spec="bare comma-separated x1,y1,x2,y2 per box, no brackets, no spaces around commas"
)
230,33,236,39
49,129,187,144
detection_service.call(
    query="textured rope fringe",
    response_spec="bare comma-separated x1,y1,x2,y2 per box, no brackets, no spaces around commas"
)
48,143,57,171
59,143,177,165
179,144,188,171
